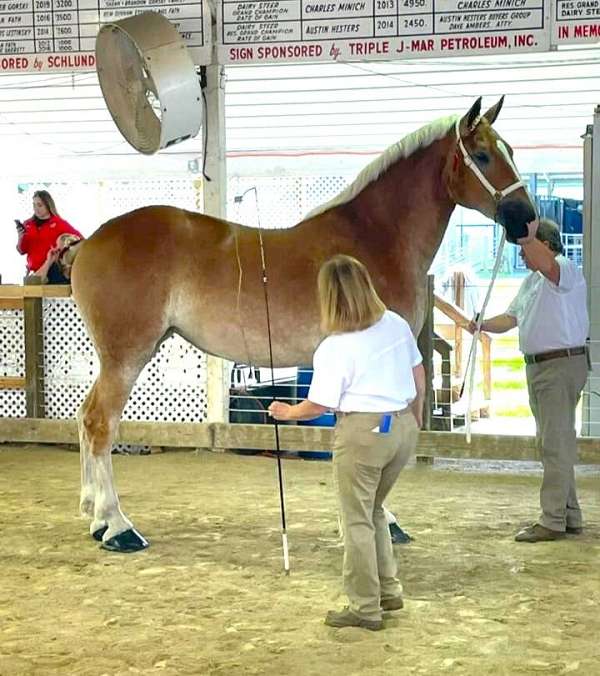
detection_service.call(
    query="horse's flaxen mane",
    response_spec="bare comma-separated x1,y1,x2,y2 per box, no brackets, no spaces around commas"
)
305,114,459,220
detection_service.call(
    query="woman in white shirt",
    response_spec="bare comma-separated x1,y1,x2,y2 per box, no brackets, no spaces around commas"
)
269,254,425,631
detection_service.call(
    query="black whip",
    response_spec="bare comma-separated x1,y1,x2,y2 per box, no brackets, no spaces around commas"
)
235,187,290,574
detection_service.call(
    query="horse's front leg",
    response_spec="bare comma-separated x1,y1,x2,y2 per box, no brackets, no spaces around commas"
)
82,367,149,552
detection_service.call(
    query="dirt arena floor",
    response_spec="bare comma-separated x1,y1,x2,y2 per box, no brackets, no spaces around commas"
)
1,445,599,676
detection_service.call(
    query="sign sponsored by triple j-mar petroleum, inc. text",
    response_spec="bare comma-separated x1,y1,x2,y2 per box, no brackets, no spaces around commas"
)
1,0,598,72
219,0,552,63
0,0,211,72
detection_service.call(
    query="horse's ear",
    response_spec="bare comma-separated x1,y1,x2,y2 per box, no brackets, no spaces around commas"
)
483,96,505,126
460,97,482,136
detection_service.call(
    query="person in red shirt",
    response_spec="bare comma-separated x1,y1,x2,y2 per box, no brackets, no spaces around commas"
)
16,190,83,283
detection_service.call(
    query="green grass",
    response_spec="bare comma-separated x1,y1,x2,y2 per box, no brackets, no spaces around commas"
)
493,380,525,390
496,405,532,417
491,357,523,371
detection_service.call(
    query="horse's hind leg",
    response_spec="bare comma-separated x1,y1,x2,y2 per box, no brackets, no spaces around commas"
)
80,361,148,552
77,384,97,522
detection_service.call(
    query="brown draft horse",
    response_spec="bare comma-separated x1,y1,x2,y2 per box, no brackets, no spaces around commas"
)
70,96,536,551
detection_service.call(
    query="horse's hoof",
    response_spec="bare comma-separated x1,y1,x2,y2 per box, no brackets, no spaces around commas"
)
389,523,413,545
101,528,149,553
92,525,108,542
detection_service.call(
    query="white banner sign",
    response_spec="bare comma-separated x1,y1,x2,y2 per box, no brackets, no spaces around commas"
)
218,0,551,63
0,0,212,73
552,0,600,43
1,0,597,72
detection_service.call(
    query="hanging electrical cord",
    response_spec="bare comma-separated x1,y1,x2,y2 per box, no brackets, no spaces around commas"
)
199,66,212,183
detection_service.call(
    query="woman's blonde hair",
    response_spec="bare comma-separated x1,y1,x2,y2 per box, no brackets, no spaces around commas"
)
318,254,386,334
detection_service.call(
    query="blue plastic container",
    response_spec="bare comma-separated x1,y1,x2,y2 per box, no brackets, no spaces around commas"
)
297,368,334,460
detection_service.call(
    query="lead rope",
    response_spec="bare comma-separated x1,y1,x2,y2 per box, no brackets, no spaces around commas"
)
465,229,506,443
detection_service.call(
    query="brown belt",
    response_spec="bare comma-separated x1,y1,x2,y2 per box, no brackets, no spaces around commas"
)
524,346,586,365
336,408,411,417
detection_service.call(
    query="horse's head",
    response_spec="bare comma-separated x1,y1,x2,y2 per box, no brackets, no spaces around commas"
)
446,97,536,243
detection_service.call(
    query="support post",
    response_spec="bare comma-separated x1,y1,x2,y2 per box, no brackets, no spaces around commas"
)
417,275,434,431
23,277,45,418
481,334,492,402
453,270,464,378
582,107,600,436
202,61,230,429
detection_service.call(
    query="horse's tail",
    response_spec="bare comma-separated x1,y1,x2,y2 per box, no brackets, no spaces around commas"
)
59,240,84,280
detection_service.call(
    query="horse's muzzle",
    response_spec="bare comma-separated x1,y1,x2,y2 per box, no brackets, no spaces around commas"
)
496,198,537,244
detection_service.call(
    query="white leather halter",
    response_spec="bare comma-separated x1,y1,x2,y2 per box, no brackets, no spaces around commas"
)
454,117,526,205
454,116,533,445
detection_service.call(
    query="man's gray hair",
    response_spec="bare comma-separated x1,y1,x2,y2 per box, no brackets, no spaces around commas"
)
536,218,564,255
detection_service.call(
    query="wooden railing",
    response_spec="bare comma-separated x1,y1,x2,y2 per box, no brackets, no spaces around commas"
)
432,332,452,431
0,281,71,417
434,294,492,401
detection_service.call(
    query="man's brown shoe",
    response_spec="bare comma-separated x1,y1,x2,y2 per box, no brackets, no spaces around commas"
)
381,595,404,611
515,523,565,543
566,526,583,535
324,607,383,631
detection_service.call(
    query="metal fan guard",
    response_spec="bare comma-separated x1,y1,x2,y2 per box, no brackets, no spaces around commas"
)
96,12,203,155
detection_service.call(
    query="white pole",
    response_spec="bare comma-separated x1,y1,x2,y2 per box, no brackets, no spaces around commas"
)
203,64,231,432
465,230,506,443
582,106,600,437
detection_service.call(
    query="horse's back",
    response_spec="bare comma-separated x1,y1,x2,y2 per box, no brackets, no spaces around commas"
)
70,206,232,358
85,205,229,245
74,205,233,277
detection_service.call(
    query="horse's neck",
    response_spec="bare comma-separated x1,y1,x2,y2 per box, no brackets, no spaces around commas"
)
351,134,455,269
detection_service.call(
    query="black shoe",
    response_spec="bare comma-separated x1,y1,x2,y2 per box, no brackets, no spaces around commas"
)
381,595,404,611
515,523,565,543
325,607,383,631
389,522,412,544
566,525,583,535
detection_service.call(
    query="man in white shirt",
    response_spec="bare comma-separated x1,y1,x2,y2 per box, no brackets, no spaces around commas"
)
472,218,589,543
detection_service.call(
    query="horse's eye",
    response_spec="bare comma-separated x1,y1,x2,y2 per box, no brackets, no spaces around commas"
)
474,151,489,164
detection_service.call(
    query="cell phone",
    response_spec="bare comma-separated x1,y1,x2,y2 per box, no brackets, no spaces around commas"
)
15,219,24,230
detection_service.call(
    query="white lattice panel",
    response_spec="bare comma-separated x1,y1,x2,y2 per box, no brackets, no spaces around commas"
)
0,310,24,379
0,389,26,418
302,176,349,215
0,309,26,418
125,334,208,424
228,176,303,229
42,299,208,424
227,175,352,229
42,299,96,419
101,179,203,223
16,179,204,238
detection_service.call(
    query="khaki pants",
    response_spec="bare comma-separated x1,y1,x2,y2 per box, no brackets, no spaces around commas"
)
333,410,419,620
526,353,588,531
